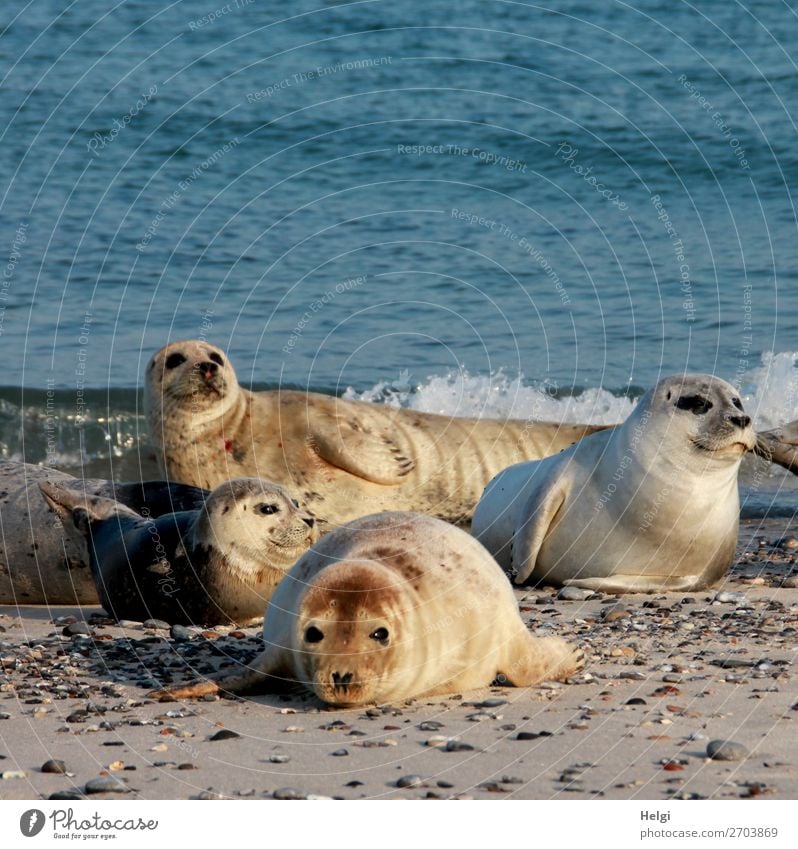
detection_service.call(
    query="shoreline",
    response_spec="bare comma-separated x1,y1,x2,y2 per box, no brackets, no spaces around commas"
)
1,518,796,801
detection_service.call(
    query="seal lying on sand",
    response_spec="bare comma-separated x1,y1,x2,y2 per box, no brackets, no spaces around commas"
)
144,340,607,526
0,461,205,604
144,341,798,528
473,374,757,593
152,512,585,706
40,478,318,626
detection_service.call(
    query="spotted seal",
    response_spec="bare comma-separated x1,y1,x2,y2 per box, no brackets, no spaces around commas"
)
152,512,585,705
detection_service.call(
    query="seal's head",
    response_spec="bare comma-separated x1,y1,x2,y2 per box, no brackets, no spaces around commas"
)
294,561,410,706
145,340,239,424
193,478,318,579
648,373,756,461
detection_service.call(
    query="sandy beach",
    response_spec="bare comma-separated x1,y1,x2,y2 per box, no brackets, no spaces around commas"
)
1,517,796,802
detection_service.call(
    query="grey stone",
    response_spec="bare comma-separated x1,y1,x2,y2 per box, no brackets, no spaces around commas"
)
707,740,749,761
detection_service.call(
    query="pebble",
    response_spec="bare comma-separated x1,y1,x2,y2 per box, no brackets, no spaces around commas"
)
143,619,170,630
558,586,593,601
707,740,749,761
781,576,798,589
444,739,475,752
470,698,507,708
396,774,425,788
273,787,307,800
63,622,91,637
269,754,290,763
776,536,798,550
418,720,444,731
1,770,27,779
516,731,552,740
603,608,632,622
196,789,225,800
170,625,193,641
84,776,131,794
41,759,67,774
330,749,348,757
209,729,240,741
49,791,84,800
714,591,749,605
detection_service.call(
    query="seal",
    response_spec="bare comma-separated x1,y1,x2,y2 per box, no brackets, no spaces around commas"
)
144,340,607,525
151,512,585,706
39,477,318,626
472,374,757,593
0,460,206,604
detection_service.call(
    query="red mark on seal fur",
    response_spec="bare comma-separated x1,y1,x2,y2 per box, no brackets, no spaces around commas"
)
224,439,233,453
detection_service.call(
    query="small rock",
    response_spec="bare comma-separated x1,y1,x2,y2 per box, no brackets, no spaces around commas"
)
714,591,748,605
269,754,290,763
2,770,26,780
558,586,593,601
707,740,749,761
603,608,631,623
196,789,224,800
776,536,798,550
170,625,193,641
515,731,552,740
471,698,507,709
63,622,91,637
444,739,475,752
49,791,84,800
418,720,444,731
273,787,307,800
84,776,130,794
330,749,348,757
143,619,170,630
177,763,196,770
625,698,647,706
396,774,425,788
41,759,67,774
209,729,240,741
780,576,798,589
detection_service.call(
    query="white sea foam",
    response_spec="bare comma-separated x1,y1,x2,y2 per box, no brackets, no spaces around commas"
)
344,350,798,430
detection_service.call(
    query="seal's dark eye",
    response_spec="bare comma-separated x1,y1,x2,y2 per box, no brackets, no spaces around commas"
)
305,626,324,643
209,352,224,366
256,503,279,515
675,394,713,415
165,352,187,369
370,627,389,642
732,396,743,410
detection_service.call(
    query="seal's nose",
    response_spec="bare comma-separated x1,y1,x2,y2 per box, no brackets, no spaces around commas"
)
197,361,219,381
729,414,751,429
332,671,353,692
302,516,315,528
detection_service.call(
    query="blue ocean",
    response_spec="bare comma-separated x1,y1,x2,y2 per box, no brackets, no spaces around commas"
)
1,0,798,512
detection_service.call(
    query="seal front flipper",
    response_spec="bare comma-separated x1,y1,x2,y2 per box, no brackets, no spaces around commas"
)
499,633,586,686
510,476,568,585
151,647,291,701
308,408,415,484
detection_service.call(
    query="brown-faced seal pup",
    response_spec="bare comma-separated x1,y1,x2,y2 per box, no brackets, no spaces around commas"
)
39,477,317,625
144,340,608,525
151,512,585,706
0,461,206,604
472,374,757,593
